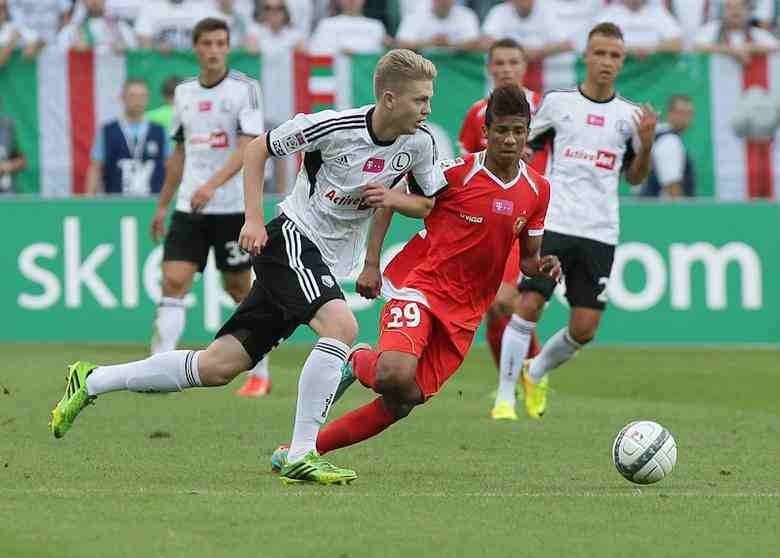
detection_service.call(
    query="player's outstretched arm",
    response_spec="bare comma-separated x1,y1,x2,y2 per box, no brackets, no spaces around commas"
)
151,142,184,242
190,134,255,211
356,207,394,299
238,135,271,255
362,182,434,218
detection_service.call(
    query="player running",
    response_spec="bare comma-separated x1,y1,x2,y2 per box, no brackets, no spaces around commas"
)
458,38,547,420
50,49,444,485
497,22,658,420
270,84,561,471
143,17,271,397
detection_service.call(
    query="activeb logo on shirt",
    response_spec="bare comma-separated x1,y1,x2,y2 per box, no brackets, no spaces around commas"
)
595,150,617,170
363,158,385,173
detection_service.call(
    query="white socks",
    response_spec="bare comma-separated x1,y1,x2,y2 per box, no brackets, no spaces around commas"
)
287,338,348,463
248,355,270,380
86,350,202,396
150,297,186,355
528,327,582,383
495,315,536,406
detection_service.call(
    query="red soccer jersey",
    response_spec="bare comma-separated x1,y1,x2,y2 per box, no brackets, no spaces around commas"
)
458,88,542,153
383,152,550,335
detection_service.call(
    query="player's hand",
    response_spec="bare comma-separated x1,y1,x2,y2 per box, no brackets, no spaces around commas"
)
538,255,562,283
239,217,267,256
635,104,659,147
150,206,167,242
362,183,396,209
356,263,382,299
190,183,217,212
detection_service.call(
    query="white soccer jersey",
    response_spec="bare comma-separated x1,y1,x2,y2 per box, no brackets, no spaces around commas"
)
529,88,642,246
171,70,264,214
267,105,446,277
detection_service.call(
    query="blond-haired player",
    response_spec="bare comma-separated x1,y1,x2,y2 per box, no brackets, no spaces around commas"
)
51,49,445,486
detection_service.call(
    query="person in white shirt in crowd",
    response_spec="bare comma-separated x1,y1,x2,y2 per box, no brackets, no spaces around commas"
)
58,0,136,53
481,0,574,61
245,0,304,194
548,0,604,52
694,0,779,64
597,0,682,58
308,0,387,55
212,0,251,46
0,0,39,65
135,0,219,51
640,94,696,198
396,0,480,53
8,0,71,48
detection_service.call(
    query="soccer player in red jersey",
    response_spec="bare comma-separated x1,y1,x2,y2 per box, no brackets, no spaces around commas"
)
458,38,547,419
269,85,561,470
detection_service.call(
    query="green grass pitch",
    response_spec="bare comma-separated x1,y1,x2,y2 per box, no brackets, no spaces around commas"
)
1,343,778,557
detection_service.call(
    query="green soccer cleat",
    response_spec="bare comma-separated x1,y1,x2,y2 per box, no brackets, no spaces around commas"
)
490,401,518,421
270,444,289,473
332,343,371,404
521,360,549,420
279,451,357,485
50,361,97,439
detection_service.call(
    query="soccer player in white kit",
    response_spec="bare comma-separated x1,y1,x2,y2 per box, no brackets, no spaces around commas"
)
494,22,659,419
145,17,271,396
51,49,444,486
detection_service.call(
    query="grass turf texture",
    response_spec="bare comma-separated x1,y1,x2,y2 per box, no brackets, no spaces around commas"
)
1,343,778,557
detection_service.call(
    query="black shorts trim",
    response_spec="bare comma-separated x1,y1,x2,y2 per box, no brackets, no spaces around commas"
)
519,230,615,311
216,214,345,366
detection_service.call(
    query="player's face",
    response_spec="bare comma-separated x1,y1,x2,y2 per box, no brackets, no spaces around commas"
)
194,30,230,74
484,115,529,165
388,80,433,134
488,47,527,88
584,34,625,87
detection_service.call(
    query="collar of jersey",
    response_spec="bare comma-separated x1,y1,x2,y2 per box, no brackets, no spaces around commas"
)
577,85,616,104
466,151,534,192
199,69,229,89
365,106,397,147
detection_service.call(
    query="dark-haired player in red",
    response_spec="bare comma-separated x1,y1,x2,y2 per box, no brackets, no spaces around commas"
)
269,84,561,471
459,38,548,420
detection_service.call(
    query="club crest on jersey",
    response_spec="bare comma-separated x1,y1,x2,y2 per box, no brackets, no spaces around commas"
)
586,114,605,127
595,150,617,170
282,132,306,153
321,275,335,288
390,152,412,172
198,101,212,112
439,157,465,170
220,99,233,113
363,158,385,173
616,119,632,136
493,199,514,215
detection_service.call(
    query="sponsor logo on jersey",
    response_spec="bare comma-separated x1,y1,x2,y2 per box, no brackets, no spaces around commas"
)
390,152,412,172
333,154,350,168
363,158,385,173
492,199,514,215
460,212,484,224
587,114,605,127
324,188,371,210
595,150,617,170
198,101,212,112
188,132,229,149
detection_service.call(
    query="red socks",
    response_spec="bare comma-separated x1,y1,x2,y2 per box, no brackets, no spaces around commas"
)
352,347,379,390
317,397,396,455
486,314,510,367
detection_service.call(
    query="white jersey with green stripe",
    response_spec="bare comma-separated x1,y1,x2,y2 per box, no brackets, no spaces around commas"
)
268,105,445,277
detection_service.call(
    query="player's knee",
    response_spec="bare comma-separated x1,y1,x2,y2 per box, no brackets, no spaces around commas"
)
224,284,247,304
162,273,191,297
321,314,358,345
568,324,596,345
515,291,544,322
374,359,417,398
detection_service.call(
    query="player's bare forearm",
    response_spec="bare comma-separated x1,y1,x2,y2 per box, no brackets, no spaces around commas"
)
243,135,270,222
519,234,544,276
157,143,184,209
626,145,653,185
364,207,394,268
657,38,683,53
204,134,253,191
390,191,434,218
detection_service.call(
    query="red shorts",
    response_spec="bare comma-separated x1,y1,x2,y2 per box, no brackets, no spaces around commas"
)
501,242,521,285
377,299,474,399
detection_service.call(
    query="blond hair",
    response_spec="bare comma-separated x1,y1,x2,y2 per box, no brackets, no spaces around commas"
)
373,49,437,100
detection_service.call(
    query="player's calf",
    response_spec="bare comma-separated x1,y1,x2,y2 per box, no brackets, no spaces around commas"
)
196,335,253,386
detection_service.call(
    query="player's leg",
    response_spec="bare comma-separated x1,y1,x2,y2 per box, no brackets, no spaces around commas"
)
527,237,614,384
151,211,209,354
50,334,253,438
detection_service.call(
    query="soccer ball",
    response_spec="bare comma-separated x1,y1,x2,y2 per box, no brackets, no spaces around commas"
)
612,420,677,485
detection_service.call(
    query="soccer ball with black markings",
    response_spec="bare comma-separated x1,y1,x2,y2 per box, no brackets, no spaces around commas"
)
612,421,677,485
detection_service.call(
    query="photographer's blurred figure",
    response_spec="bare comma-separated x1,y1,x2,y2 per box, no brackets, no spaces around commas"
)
640,95,695,198
85,79,168,196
